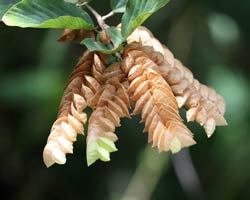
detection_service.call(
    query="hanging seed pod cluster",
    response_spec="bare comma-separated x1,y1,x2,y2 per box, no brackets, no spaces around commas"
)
0,0,227,168
43,26,227,167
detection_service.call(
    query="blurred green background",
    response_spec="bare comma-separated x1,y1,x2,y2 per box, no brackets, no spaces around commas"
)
0,0,250,199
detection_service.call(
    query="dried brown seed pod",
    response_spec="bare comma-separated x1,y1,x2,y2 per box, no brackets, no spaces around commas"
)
43,51,101,167
58,29,95,43
86,65,130,165
44,25,228,168
160,54,227,137
122,44,196,153
128,27,227,137
99,30,111,45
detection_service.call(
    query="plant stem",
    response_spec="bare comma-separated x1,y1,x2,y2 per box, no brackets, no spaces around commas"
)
76,1,87,7
102,11,115,21
85,4,108,31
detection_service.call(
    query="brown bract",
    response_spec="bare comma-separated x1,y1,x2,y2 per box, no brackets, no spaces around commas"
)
43,26,227,167
58,29,95,43
43,51,94,167
128,26,227,138
122,43,196,153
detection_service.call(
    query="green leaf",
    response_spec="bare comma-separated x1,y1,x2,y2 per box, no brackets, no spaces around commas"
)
64,0,78,3
107,26,124,47
86,136,118,166
82,27,125,54
111,0,127,13
121,0,170,38
2,0,94,29
82,38,115,54
0,0,19,19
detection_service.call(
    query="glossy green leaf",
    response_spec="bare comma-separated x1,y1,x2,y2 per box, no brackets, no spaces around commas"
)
0,0,19,19
86,136,118,166
82,27,124,54
2,0,94,29
121,0,170,37
111,0,127,13
107,26,124,46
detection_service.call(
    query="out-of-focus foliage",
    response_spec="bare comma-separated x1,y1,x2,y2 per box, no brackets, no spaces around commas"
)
0,0,250,199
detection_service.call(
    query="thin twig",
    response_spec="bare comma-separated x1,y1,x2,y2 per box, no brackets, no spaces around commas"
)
85,4,108,30
76,1,87,7
102,11,115,21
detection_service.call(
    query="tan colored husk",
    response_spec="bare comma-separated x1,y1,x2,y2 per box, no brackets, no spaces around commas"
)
86,81,129,139
87,84,119,144
43,51,99,167
128,26,227,137
122,43,196,153
86,61,130,165
58,29,95,43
